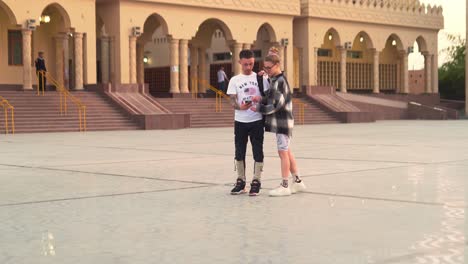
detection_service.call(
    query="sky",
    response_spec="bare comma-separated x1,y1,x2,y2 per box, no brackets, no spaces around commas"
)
409,0,465,69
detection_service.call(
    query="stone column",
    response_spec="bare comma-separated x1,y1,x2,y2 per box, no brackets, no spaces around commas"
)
54,34,67,87
74,32,84,90
422,52,432,94
312,47,318,86
278,45,285,71
372,49,380,93
400,50,409,94
179,39,189,93
339,47,347,93
190,45,199,93
198,47,206,93
22,29,33,90
100,36,110,84
136,43,144,84
129,36,137,84
63,34,70,88
109,36,116,84
432,54,439,94
169,38,180,93
232,43,243,75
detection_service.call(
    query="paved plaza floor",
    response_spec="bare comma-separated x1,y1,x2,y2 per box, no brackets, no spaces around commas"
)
0,120,466,264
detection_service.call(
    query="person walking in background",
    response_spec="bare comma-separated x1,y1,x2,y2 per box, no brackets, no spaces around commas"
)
217,66,229,93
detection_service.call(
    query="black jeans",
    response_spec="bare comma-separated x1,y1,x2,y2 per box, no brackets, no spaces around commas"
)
218,81,226,93
234,120,264,162
38,72,47,91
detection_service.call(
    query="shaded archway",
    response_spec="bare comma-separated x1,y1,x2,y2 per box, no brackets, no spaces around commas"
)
0,1,16,25
138,13,171,96
0,1,21,86
95,15,110,84
346,31,375,91
408,36,429,94
253,23,278,72
192,18,234,93
317,28,342,88
379,35,404,92
34,3,73,89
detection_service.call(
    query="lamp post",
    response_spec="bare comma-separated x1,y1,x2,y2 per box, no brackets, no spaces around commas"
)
465,0,468,114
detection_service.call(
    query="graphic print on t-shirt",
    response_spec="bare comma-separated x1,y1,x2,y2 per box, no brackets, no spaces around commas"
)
227,73,263,123
239,82,259,104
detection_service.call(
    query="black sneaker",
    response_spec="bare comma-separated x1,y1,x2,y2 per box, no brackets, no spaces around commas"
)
231,179,246,195
249,179,261,196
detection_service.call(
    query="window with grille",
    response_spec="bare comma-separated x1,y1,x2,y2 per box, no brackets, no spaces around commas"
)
318,49,332,57
347,51,362,59
317,61,340,88
213,52,232,62
8,30,22,66
253,50,261,59
379,64,398,91
346,62,372,90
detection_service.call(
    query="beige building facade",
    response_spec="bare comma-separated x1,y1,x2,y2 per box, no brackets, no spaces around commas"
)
0,0,443,95
0,0,96,90
409,69,426,94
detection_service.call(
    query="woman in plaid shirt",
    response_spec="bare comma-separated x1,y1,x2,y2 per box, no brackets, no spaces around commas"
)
251,53,307,197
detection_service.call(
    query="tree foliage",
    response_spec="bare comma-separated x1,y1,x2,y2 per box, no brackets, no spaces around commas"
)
439,34,465,100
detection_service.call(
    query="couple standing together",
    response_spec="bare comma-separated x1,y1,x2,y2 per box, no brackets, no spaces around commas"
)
227,48,306,197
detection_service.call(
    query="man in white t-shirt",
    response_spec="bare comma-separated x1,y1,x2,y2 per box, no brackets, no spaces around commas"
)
217,66,229,93
227,50,264,196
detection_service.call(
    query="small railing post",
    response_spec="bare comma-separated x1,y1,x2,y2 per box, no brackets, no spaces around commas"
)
3,105,8,134
10,107,15,134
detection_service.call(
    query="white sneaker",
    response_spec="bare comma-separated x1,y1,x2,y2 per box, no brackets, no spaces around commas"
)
269,185,292,197
291,181,307,194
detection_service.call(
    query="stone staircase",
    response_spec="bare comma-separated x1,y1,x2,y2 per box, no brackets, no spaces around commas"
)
0,90,142,133
156,96,341,128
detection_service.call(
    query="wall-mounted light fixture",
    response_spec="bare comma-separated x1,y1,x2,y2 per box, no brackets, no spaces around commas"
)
39,15,51,24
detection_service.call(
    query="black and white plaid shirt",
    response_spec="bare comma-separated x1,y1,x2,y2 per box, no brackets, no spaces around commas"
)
257,73,294,136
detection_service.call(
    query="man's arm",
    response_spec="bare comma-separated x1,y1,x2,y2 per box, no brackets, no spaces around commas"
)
230,95,251,110
230,95,240,110
227,79,238,109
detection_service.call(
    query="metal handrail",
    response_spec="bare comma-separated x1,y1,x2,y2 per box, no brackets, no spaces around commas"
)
293,98,305,125
0,96,15,134
191,79,307,122
191,78,199,99
36,71,87,131
194,79,230,113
